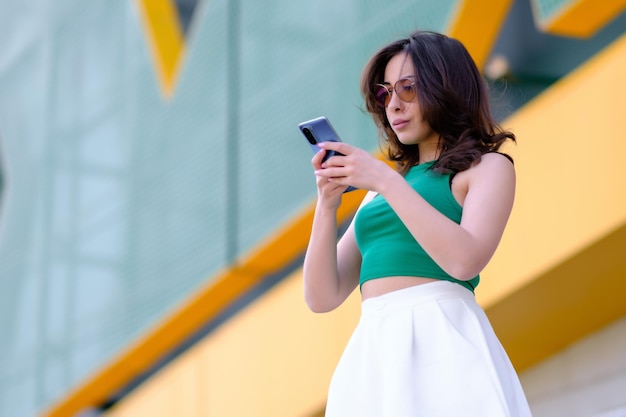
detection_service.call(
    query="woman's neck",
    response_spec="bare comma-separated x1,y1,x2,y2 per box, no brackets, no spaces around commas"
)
417,136,442,163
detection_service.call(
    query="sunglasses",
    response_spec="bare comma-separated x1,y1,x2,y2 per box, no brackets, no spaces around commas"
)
374,78,417,108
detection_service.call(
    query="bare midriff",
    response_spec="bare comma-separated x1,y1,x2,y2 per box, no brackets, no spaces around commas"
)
360,276,440,301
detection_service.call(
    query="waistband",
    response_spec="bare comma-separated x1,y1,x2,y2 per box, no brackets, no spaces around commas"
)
361,280,475,314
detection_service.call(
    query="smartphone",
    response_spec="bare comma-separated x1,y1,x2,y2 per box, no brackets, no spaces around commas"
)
298,116,345,162
298,116,357,192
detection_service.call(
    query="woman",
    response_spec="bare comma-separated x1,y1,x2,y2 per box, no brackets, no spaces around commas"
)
303,31,532,416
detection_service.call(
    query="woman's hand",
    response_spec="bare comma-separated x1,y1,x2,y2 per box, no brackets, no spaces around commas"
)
314,141,397,194
311,145,350,209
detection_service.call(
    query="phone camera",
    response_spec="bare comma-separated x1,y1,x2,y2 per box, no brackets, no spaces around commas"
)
302,127,316,145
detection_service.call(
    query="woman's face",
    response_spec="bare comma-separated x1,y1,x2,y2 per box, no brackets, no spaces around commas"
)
382,53,438,148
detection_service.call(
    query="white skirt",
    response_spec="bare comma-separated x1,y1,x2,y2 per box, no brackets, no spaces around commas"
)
325,281,532,417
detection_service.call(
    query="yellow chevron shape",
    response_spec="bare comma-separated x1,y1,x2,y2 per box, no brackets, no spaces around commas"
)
446,0,514,70
136,0,185,98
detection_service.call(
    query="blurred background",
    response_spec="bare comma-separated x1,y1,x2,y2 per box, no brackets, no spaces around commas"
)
0,0,625,416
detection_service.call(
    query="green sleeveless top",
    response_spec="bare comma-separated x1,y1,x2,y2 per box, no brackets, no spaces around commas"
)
354,161,479,292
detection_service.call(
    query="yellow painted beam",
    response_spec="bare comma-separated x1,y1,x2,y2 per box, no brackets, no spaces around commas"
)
446,0,514,69
487,224,626,372
533,0,626,38
135,0,185,98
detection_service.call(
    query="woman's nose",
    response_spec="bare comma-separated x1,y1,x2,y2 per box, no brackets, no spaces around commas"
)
386,87,402,110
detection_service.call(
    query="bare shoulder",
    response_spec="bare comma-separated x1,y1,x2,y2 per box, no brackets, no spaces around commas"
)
477,152,514,168
470,152,516,181
451,153,514,206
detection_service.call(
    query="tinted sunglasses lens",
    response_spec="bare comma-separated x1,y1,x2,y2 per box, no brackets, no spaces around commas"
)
375,85,390,107
397,79,416,102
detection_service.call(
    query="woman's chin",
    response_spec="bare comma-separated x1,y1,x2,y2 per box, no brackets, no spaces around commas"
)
397,137,419,146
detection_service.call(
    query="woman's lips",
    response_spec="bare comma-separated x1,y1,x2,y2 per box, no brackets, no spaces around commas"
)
392,119,409,130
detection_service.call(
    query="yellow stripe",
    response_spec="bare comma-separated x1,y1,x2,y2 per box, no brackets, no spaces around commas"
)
487,224,626,371
135,0,185,98
535,0,626,38
446,0,514,70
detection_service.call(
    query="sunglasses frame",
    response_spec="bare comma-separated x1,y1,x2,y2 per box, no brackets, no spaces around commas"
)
374,77,417,108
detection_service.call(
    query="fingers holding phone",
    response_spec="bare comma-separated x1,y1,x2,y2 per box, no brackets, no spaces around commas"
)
298,116,357,193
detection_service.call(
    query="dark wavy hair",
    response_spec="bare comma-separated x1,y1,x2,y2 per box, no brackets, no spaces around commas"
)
361,30,515,175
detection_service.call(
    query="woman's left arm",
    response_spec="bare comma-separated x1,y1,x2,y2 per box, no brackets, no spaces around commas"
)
380,152,516,280
317,142,515,281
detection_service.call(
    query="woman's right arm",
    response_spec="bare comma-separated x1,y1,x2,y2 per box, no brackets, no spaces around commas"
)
303,204,363,313
302,149,370,313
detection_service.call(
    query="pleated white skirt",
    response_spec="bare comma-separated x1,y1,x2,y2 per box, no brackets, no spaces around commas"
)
325,281,532,417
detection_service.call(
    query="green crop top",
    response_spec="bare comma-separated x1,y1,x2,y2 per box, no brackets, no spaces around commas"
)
354,161,479,292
